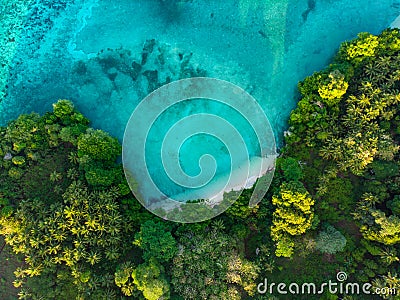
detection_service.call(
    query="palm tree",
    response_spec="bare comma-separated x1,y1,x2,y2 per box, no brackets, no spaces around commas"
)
362,193,381,207
373,98,387,113
375,56,392,69
14,267,27,279
359,81,374,93
98,273,115,289
383,272,400,288
106,223,120,236
62,248,75,267
86,251,101,265
88,275,102,291
84,217,99,230
29,237,41,249
51,255,63,265
364,63,380,80
357,94,371,107
54,185,63,194
12,279,24,288
100,289,117,299
53,231,67,243
49,171,62,182
64,206,75,219
25,264,43,277
106,210,122,224
380,247,399,265
17,289,31,300
105,246,120,260
352,206,367,221
381,109,395,120
68,151,79,164
372,71,387,85
320,140,343,161
372,273,400,299
109,186,120,198
211,219,225,231
47,243,61,255
67,168,79,180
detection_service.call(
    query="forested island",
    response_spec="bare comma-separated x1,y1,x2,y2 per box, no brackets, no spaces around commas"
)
1,29,400,299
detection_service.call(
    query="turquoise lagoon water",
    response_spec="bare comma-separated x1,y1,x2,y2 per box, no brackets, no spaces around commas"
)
1,0,400,199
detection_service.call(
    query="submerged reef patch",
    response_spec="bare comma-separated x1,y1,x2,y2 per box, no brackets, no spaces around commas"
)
70,39,209,138
73,39,207,93
0,0,72,102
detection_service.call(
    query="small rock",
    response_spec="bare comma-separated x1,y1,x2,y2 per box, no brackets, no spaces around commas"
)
143,39,156,54
131,61,142,80
107,67,118,81
284,130,292,137
143,70,159,92
141,39,156,65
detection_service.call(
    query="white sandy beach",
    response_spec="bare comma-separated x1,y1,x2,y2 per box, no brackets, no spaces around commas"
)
147,154,276,213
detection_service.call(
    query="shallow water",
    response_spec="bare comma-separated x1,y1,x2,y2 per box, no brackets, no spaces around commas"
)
1,0,399,199
1,0,399,138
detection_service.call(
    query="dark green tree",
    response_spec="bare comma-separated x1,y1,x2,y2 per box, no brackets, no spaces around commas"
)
134,220,177,263
77,128,121,162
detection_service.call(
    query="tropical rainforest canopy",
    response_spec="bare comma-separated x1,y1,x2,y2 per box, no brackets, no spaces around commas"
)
1,29,400,299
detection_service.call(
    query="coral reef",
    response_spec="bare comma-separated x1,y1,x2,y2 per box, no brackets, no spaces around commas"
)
0,0,72,103
70,39,208,138
73,39,206,95
0,1,31,102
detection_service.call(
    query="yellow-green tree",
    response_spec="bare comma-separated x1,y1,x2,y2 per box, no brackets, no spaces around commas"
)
115,258,170,300
0,181,126,298
271,181,315,257
132,258,170,300
360,209,400,245
318,70,349,105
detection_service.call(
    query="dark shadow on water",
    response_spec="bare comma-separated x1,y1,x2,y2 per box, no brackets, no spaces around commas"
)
302,0,316,22
156,0,188,24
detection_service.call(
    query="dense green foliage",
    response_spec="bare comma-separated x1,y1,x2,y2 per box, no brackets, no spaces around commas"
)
315,225,347,254
133,220,177,263
77,128,121,162
2,29,400,299
0,100,140,299
115,258,170,299
171,226,260,300
281,28,400,297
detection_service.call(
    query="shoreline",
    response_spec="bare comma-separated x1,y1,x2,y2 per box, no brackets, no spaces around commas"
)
147,155,276,212
390,15,400,28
